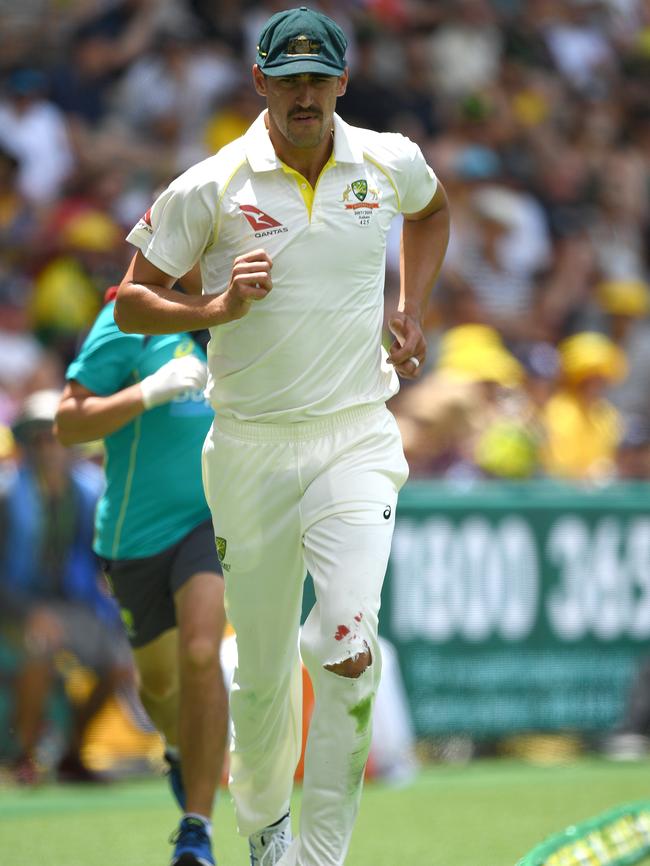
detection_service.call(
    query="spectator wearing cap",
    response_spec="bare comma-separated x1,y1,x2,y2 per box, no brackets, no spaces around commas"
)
394,324,540,479
473,340,561,480
0,389,132,784
542,332,627,481
29,208,128,366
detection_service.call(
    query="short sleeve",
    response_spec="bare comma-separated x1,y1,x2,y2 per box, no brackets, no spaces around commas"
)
396,136,438,216
66,304,144,395
126,166,217,278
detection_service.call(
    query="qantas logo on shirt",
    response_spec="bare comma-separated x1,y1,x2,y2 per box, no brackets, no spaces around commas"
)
239,205,288,238
136,206,154,234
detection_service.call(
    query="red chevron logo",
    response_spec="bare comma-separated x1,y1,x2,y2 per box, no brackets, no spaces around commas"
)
240,205,282,231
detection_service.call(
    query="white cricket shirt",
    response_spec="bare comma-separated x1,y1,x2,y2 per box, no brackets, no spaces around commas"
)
127,111,438,423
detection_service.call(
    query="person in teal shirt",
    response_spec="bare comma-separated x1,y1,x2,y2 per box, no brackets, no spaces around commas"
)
66,301,213,561
56,288,227,866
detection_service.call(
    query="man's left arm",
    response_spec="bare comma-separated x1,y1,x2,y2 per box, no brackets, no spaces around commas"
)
389,182,450,378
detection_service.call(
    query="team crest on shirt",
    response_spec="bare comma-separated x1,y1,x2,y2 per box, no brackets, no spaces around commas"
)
352,180,367,201
341,179,380,226
173,340,195,358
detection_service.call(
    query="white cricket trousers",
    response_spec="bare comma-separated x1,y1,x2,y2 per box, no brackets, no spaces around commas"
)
202,404,408,866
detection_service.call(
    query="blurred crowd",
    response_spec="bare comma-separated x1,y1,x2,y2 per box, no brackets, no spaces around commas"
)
0,0,648,489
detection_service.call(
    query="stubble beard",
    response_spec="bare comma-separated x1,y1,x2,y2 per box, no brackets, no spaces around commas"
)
285,111,327,149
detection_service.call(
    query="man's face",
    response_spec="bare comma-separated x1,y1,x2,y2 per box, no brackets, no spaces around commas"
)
253,68,348,150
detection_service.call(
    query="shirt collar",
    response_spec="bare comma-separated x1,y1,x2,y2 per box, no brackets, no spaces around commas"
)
332,112,364,164
244,110,364,173
244,111,278,172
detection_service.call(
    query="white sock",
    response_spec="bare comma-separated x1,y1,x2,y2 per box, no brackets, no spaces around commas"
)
184,813,212,837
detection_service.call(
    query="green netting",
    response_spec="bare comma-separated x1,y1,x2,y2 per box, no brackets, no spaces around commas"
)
516,802,650,866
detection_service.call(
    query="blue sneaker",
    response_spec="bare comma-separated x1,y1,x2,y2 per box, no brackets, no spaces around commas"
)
169,816,214,866
164,749,186,810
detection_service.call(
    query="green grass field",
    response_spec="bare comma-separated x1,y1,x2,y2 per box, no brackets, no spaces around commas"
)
1,758,649,865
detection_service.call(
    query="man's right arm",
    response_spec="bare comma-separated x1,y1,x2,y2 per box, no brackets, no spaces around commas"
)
55,380,148,446
115,249,274,335
56,355,209,446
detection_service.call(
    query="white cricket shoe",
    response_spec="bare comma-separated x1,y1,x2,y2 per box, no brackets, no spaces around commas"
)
249,811,292,865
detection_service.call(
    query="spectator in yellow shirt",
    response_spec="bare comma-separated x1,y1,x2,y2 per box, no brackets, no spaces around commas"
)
542,332,626,481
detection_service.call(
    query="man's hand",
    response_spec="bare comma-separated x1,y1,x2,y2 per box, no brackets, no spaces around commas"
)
219,249,273,322
140,355,208,409
388,313,425,379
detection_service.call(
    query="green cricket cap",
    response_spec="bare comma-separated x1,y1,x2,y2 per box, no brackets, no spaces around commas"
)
256,6,347,77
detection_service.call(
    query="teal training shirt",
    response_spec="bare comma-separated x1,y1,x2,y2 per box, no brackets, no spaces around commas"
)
66,302,214,559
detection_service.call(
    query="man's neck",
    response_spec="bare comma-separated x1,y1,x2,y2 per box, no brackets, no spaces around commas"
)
266,116,334,188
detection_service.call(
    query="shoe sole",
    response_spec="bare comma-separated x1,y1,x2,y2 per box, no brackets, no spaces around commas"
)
171,855,214,866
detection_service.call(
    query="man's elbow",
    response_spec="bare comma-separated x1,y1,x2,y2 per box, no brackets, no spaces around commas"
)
113,284,140,333
53,416,78,447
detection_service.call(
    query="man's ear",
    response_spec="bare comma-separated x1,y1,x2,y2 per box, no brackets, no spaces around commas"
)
252,65,267,97
336,68,349,97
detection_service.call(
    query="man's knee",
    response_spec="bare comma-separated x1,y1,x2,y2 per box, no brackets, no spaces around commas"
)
324,646,372,679
180,636,220,675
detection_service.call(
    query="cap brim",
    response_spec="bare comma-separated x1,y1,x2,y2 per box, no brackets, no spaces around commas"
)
260,59,345,76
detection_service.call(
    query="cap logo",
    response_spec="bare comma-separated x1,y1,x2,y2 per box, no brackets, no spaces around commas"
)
285,34,321,56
